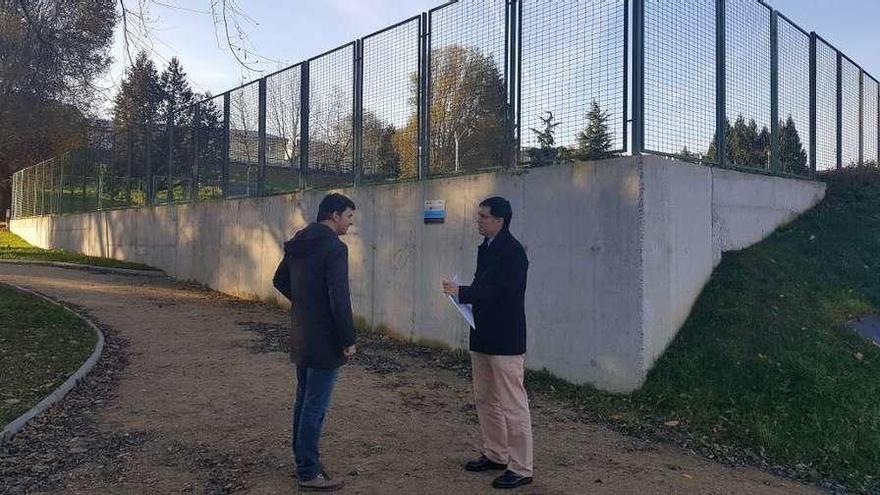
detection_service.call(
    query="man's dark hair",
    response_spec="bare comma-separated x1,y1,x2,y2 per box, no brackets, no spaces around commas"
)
479,196,512,231
317,193,356,222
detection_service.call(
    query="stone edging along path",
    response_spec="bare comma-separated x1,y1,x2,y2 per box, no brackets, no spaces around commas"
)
0,259,164,278
0,285,106,443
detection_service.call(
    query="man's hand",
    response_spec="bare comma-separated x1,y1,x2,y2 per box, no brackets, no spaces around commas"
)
442,280,459,298
343,345,357,358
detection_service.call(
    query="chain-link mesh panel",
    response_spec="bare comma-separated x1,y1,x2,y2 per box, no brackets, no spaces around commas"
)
229,82,260,197
171,105,196,201
840,58,860,167
22,167,32,218
520,0,625,166
197,95,226,200
308,45,355,189
429,1,509,176
644,0,716,161
150,121,172,204
816,39,838,171
865,76,879,165
265,64,303,194
91,144,112,211
362,19,420,182
725,0,770,169
777,17,811,176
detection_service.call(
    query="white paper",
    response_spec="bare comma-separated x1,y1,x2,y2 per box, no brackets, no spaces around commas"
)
447,274,475,329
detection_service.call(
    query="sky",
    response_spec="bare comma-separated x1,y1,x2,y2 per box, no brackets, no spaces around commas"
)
97,0,441,114
98,0,880,107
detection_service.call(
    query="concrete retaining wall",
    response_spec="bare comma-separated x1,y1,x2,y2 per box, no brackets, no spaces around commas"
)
11,156,826,392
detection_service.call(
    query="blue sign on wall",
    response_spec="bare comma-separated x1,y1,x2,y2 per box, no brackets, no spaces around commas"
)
424,200,446,224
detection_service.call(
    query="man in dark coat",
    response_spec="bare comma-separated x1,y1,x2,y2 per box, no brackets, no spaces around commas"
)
273,193,357,492
442,196,533,490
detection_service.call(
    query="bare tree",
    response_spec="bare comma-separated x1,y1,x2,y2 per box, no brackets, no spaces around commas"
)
266,77,301,166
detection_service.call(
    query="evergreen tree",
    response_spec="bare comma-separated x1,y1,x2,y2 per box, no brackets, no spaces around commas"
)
158,58,195,179
756,125,771,167
112,51,164,131
526,111,562,166
706,118,732,163
707,115,769,168
575,101,614,161
160,57,195,124
679,146,698,161
778,115,808,175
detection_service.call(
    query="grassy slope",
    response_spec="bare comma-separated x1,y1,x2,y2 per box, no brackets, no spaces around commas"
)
641,167,880,487
529,167,880,492
0,284,96,426
0,230,156,271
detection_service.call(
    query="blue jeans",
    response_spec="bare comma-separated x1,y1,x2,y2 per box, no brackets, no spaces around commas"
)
293,366,339,480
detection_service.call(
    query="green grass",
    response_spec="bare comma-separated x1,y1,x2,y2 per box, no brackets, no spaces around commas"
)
524,166,880,492
0,283,97,426
0,230,157,271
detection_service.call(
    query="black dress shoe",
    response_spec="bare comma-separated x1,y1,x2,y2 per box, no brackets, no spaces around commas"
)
465,455,507,472
492,470,533,489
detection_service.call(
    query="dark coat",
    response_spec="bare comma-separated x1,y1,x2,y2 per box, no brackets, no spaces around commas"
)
272,223,356,369
458,228,529,355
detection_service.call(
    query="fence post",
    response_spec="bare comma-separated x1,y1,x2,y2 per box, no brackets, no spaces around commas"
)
353,39,363,185
167,112,175,203
420,12,431,178
715,0,726,167
836,51,843,169
631,0,645,156
770,10,780,172
809,33,817,175
300,62,310,189
258,79,267,196
858,69,864,165
126,127,133,205
505,0,519,168
222,93,231,197
145,122,154,206
58,156,65,214
192,105,201,201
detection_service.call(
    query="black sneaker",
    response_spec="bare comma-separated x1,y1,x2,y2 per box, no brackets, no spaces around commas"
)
492,470,533,489
298,470,344,492
465,455,508,472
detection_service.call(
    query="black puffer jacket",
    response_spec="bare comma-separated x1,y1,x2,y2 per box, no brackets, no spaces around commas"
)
272,223,356,369
458,229,529,355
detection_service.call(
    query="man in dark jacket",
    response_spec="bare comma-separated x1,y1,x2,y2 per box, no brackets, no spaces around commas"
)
442,196,533,490
273,193,357,492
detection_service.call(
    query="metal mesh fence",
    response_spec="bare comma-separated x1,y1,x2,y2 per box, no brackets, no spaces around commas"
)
171,105,196,202
865,76,879,165
196,95,226,200
429,0,509,176
644,0,716,161
308,44,355,189
151,122,172,204
361,18,421,182
265,64,303,194
777,16,811,175
840,58,860,166
13,0,880,221
815,39,838,171
228,81,261,197
725,0,770,169
520,0,626,166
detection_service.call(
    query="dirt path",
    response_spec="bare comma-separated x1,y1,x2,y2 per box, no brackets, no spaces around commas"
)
0,264,822,495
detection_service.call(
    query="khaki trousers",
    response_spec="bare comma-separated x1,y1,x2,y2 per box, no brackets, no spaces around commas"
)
471,351,534,477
